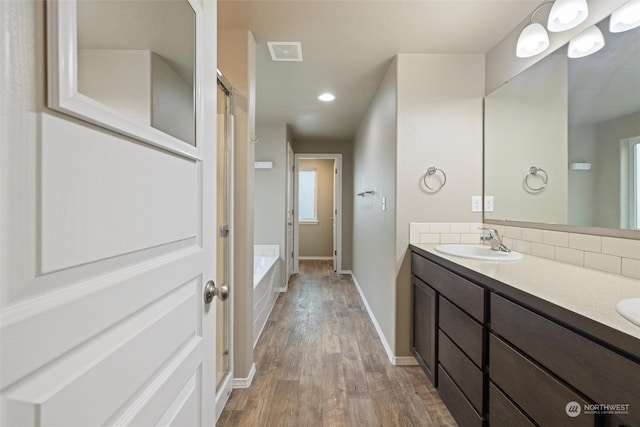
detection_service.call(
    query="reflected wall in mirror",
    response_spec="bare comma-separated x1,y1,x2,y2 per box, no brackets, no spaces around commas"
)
485,19,640,233
48,0,198,153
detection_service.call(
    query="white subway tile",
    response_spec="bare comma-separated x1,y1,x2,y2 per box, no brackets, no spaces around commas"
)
602,237,640,260
512,239,532,254
584,252,621,275
521,228,543,243
555,247,584,267
543,230,569,247
409,226,419,244
532,243,555,260
569,233,602,253
440,234,461,244
419,233,440,244
470,223,485,232
430,223,450,233
411,223,432,234
621,258,640,280
461,233,482,244
504,226,522,239
450,223,471,233
503,237,514,248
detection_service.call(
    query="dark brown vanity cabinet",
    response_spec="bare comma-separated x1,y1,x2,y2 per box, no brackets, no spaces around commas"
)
411,248,640,427
411,252,487,427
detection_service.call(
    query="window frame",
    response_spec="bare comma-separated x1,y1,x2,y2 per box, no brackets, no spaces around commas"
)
629,137,640,230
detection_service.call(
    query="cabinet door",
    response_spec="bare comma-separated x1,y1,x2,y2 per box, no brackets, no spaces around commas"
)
412,277,437,385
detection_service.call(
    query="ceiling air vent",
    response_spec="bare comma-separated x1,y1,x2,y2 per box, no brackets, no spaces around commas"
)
267,42,303,62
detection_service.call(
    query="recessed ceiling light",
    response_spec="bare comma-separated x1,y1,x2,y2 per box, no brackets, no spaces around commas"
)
318,93,335,102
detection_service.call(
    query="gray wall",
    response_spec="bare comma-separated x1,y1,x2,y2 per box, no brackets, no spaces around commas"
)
352,54,485,359
299,159,334,257
394,54,485,357
292,139,354,270
352,58,399,356
254,122,286,261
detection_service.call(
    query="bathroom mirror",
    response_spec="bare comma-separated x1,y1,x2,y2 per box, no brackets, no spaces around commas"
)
484,19,640,237
48,0,200,157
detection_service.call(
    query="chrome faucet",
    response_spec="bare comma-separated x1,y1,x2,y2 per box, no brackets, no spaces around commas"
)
479,227,511,253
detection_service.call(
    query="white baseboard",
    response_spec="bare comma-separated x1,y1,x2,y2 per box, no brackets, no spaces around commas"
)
349,272,397,366
298,256,333,260
232,363,256,389
277,287,288,292
339,269,352,275
254,293,279,348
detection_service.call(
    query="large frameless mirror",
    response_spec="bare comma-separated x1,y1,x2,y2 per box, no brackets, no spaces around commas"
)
484,17,640,237
48,0,200,157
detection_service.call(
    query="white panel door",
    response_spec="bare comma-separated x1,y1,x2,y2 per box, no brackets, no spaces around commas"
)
0,0,218,425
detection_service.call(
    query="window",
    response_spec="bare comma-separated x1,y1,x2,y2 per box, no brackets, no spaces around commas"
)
298,168,318,223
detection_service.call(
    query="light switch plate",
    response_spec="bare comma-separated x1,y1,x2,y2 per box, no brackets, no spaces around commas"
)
472,196,482,212
484,196,494,212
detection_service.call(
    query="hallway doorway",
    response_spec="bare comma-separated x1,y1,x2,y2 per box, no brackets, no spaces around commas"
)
294,154,342,272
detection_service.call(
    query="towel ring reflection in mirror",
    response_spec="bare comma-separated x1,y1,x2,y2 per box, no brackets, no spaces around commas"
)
524,166,548,192
423,166,447,192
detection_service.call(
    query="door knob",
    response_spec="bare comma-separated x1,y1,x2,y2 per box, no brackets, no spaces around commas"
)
204,280,230,303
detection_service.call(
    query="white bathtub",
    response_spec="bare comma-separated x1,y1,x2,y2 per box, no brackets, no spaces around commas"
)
253,245,282,347
253,255,279,288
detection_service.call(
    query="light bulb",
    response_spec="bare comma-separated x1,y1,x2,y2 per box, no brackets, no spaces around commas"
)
610,0,640,32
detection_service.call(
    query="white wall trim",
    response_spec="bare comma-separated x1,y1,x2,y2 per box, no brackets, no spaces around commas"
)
298,256,333,260
232,363,256,389
393,356,418,366
349,272,396,365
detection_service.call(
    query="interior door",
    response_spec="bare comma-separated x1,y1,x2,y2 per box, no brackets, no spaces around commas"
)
0,1,217,425
286,142,295,280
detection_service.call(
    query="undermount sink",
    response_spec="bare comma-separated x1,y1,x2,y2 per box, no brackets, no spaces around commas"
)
616,298,640,326
435,244,523,261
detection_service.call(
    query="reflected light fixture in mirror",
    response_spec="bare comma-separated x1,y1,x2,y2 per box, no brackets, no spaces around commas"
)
568,25,605,58
610,0,640,32
548,0,589,32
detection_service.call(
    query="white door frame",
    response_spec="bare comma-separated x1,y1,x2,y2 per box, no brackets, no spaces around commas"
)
285,142,295,279
293,153,342,273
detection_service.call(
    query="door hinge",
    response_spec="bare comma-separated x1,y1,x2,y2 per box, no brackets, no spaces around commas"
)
291,252,294,258
335,169,338,174
219,225,230,238
334,250,337,255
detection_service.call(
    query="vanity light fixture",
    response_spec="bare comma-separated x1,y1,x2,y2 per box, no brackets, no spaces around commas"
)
547,0,589,32
610,0,640,33
516,2,553,58
568,25,605,58
517,23,550,57
318,92,336,102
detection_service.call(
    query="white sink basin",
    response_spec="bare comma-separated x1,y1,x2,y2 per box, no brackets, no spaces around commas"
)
435,244,523,261
616,298,640,326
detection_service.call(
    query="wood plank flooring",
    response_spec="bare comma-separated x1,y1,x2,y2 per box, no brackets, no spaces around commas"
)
218,260,457,427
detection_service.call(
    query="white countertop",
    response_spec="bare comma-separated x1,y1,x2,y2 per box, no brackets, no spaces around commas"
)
415,244,640,341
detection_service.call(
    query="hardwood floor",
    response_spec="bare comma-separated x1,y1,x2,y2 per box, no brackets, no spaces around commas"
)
218,260,457,427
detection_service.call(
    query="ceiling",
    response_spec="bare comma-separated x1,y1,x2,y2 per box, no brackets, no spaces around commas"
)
218,0,545,140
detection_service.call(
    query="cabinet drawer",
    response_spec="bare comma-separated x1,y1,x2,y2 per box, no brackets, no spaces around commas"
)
489,382,534,427
437,364,483,427
491,294,640,426
439,296,483,367
490,334,595,427
412,252,485,322
438,330,483,413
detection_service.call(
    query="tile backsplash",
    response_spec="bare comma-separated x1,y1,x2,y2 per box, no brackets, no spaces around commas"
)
410,222,640,279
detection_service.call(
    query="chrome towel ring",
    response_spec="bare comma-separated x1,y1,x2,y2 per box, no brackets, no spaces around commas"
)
524,166,548,192
423,166,447,192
